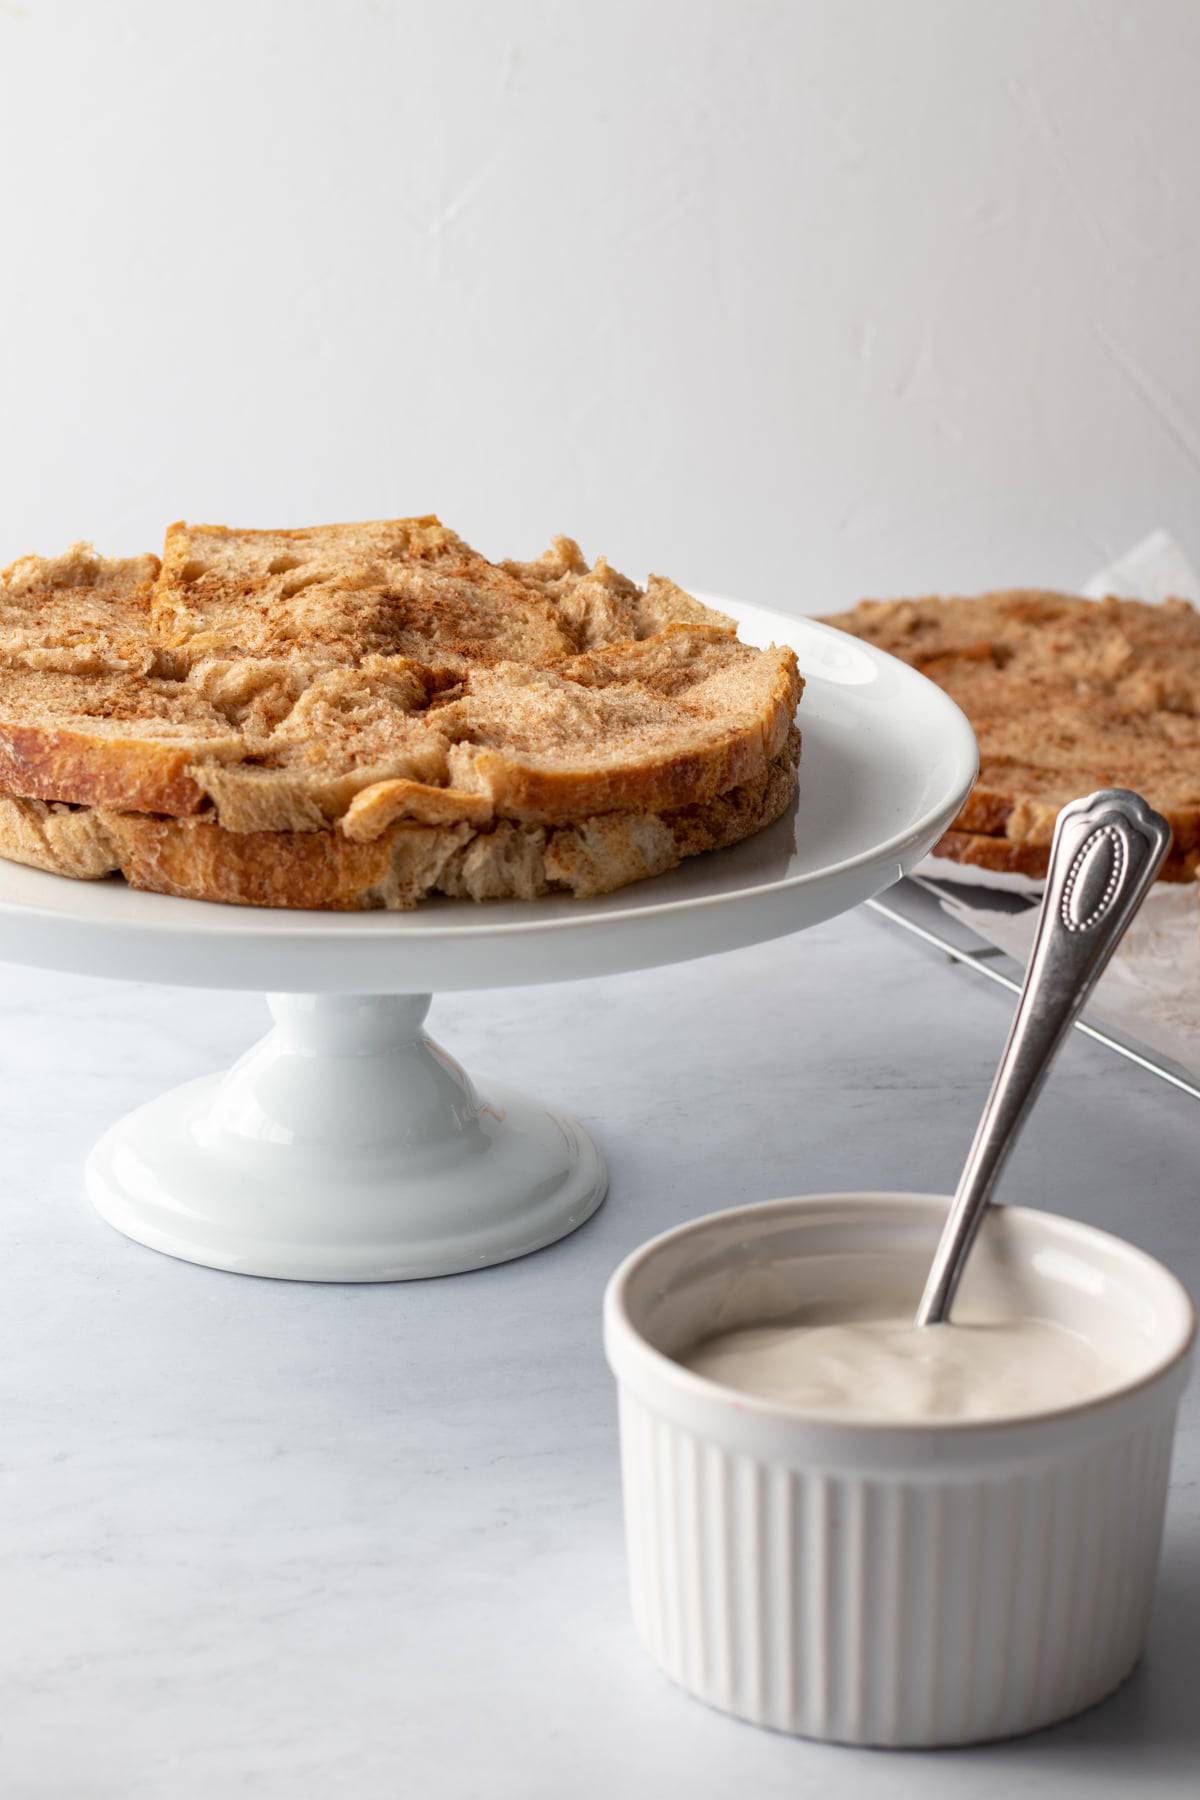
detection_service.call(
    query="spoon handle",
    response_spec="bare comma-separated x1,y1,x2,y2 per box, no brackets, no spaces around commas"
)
915,788,1171,1327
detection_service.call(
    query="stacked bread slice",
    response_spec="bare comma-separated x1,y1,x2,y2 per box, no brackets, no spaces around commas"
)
0,521,802,908
826,589,1200,880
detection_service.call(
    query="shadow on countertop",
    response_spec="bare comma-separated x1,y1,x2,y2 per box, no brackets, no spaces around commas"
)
946,1542,1200,1783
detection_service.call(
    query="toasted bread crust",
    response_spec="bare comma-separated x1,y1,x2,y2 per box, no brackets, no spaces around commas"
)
0,732,799,909
0,723,214,814
111,810,402,909
342,778,494,838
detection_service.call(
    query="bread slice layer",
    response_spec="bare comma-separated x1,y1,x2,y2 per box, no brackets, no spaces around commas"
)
825,590,1200,880
0,528,801,839
0,730,800,908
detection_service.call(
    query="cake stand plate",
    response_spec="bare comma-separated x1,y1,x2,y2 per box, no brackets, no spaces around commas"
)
0,601,976,1281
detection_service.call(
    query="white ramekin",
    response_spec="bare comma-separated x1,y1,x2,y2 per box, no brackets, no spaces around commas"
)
603,1192,1195,1748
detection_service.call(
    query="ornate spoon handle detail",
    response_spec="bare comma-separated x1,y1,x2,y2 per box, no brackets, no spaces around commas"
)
915,788,1171,1328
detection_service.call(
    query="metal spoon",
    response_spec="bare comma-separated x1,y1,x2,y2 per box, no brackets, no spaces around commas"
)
915,788,1171,1327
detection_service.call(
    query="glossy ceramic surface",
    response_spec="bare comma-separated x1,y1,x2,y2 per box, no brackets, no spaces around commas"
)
87,994,607,1280
604,1193,1195,1746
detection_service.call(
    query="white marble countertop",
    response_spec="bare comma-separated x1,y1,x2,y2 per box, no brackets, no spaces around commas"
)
1,902,1196,1797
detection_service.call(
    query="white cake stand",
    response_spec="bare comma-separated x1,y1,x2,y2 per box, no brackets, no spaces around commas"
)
0,602,975,1282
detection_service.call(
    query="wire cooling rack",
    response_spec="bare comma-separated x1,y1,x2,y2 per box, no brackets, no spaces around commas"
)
867,876,1200,1103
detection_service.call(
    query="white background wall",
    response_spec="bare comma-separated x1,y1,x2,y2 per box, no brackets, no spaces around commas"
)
2,0,1199,613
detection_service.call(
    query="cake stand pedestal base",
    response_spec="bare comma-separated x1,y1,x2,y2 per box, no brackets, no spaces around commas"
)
85,993,607,1281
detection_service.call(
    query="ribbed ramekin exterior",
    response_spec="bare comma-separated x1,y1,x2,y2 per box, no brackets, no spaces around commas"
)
617,1385,1180,1747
